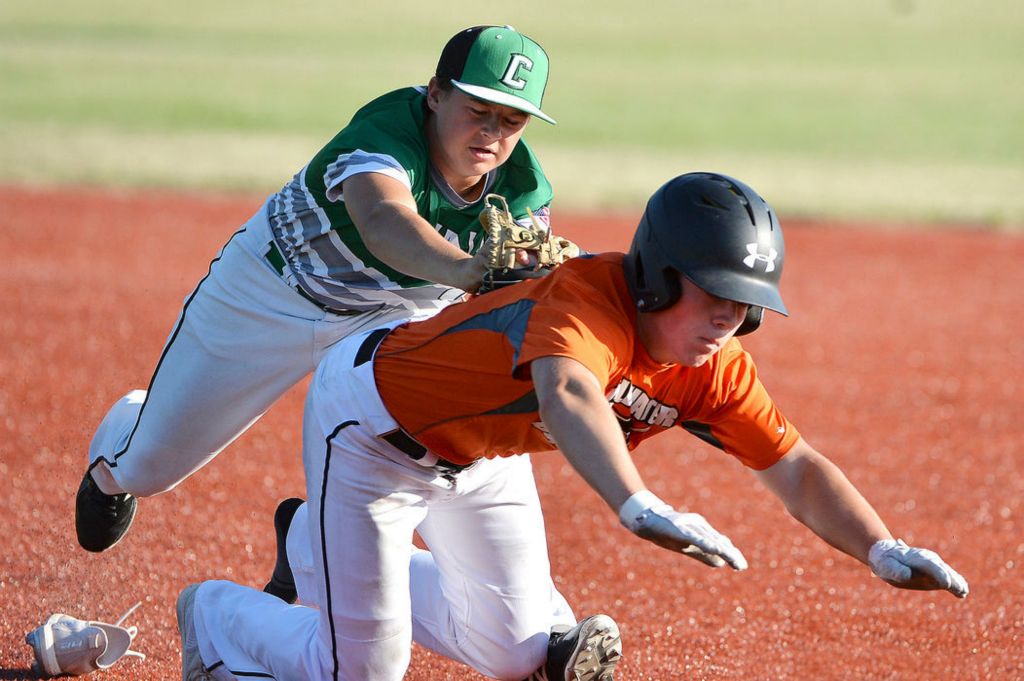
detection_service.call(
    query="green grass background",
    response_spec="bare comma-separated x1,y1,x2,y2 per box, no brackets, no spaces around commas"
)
2,0,1022,225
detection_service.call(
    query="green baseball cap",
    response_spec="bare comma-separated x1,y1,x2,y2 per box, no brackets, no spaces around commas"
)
435,25,555,125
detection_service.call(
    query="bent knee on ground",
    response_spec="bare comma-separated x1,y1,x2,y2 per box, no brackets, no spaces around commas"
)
468,628,550,680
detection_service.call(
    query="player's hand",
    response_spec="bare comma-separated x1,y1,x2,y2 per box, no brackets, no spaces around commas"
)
469,238,551,293
868,538,969,598
460,238,498,293
619,491,748,570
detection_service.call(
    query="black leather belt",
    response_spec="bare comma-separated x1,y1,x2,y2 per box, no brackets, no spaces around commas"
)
355,329,471,475
383,430,470,474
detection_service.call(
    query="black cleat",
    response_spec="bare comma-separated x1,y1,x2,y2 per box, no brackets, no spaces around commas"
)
263,497,304,604
528,614,622,681
75,471,138,553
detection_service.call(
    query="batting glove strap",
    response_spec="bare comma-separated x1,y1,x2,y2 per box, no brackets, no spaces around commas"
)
618,490,748,570
868,538,970,598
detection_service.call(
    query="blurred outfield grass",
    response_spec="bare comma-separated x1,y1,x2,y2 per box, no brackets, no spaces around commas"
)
1,0,1021,226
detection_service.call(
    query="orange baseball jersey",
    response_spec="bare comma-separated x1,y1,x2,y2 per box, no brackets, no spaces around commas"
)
373,253,800,468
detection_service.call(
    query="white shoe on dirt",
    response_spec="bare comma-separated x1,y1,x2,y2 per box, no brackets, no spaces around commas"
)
25,602,145,677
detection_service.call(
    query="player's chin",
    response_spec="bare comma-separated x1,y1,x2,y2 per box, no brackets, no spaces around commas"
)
465,151,500,173
683,350,715,368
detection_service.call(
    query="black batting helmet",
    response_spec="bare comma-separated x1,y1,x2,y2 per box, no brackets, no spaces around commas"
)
623,172,788,335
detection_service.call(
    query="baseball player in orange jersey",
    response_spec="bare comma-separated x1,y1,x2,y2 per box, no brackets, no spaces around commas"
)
177,173,968,681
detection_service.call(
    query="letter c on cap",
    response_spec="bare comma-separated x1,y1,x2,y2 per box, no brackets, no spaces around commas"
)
501,54,534,90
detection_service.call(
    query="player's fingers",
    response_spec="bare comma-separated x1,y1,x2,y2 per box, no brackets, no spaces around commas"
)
674,514,748,570
680,545,727,568
687,537,747,571
622,493,747,571
869,539,969,598
947,571,969,598
900,551,969,598
714,540,748,571
873,555,913,584
514,248,537,267
635,512,727,566
901,551,951,588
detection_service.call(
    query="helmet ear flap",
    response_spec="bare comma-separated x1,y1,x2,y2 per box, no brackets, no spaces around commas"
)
735,305,763,336
656,265,682,311
628,249,682,312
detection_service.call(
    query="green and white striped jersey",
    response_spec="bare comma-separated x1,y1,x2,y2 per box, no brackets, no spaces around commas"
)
266,86,554,313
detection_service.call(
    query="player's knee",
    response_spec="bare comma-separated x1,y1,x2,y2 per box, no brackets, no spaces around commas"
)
112,445,191,497
474,629,549,680
117,476,176,497
88,390,180,497
89,390,147,466
322,616,411,680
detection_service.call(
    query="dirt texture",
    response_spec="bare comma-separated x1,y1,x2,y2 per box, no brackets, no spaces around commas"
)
1,185,1021,680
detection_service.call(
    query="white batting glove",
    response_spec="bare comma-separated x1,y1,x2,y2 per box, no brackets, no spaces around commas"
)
868,538,969,598
619,490,748,570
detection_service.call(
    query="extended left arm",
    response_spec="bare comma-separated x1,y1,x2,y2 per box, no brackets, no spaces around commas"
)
754,438,968,598
531,356,747,570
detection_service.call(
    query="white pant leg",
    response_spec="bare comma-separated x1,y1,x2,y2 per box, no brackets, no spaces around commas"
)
302,342,575,679
410,455,576,680
87,201,419,496
278,460,576,680
193,581,323,680
194,332,574,681
286,503,320,605
195,332,437,680
193,443,434,681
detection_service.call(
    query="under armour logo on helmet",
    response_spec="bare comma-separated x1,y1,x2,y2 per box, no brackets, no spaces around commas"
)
501,55,534,90
743,243,778,272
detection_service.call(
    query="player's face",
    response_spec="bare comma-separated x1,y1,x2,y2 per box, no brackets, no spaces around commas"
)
638,276,749,367
426,79,530,197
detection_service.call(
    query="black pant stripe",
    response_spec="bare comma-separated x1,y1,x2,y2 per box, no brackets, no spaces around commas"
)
230,671,277,679
321,419,360,681
102,226,248,469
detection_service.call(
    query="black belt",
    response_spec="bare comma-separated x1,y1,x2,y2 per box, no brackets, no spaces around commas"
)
264,241,360,316
356,329,471,475
381,428,472,475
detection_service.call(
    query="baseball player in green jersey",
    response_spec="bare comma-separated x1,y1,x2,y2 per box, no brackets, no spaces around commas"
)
76,25,559,549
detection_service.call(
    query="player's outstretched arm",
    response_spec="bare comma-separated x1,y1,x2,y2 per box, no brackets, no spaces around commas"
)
343,172,492,292
531,355,746,570
753,438,968,598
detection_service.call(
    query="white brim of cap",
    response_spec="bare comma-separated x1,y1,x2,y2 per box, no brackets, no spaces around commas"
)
451,80,556,125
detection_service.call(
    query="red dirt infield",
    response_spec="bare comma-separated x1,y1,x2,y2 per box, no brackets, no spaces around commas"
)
1,184,1021,680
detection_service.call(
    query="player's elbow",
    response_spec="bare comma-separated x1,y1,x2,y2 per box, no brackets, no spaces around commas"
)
354,205,393,254
534,379,589,438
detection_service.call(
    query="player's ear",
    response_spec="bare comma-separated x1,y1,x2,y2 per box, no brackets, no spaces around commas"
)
426,77,447,111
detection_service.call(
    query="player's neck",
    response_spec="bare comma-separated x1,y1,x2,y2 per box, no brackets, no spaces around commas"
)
451,174,487,202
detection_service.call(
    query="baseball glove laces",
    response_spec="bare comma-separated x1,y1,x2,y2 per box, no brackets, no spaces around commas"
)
477,193,581,293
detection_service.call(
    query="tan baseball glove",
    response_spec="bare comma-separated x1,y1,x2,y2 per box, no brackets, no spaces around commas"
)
477,193,581,292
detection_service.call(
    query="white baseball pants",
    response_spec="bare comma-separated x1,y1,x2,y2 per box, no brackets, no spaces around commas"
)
87,200,428,497
190,329,575,680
